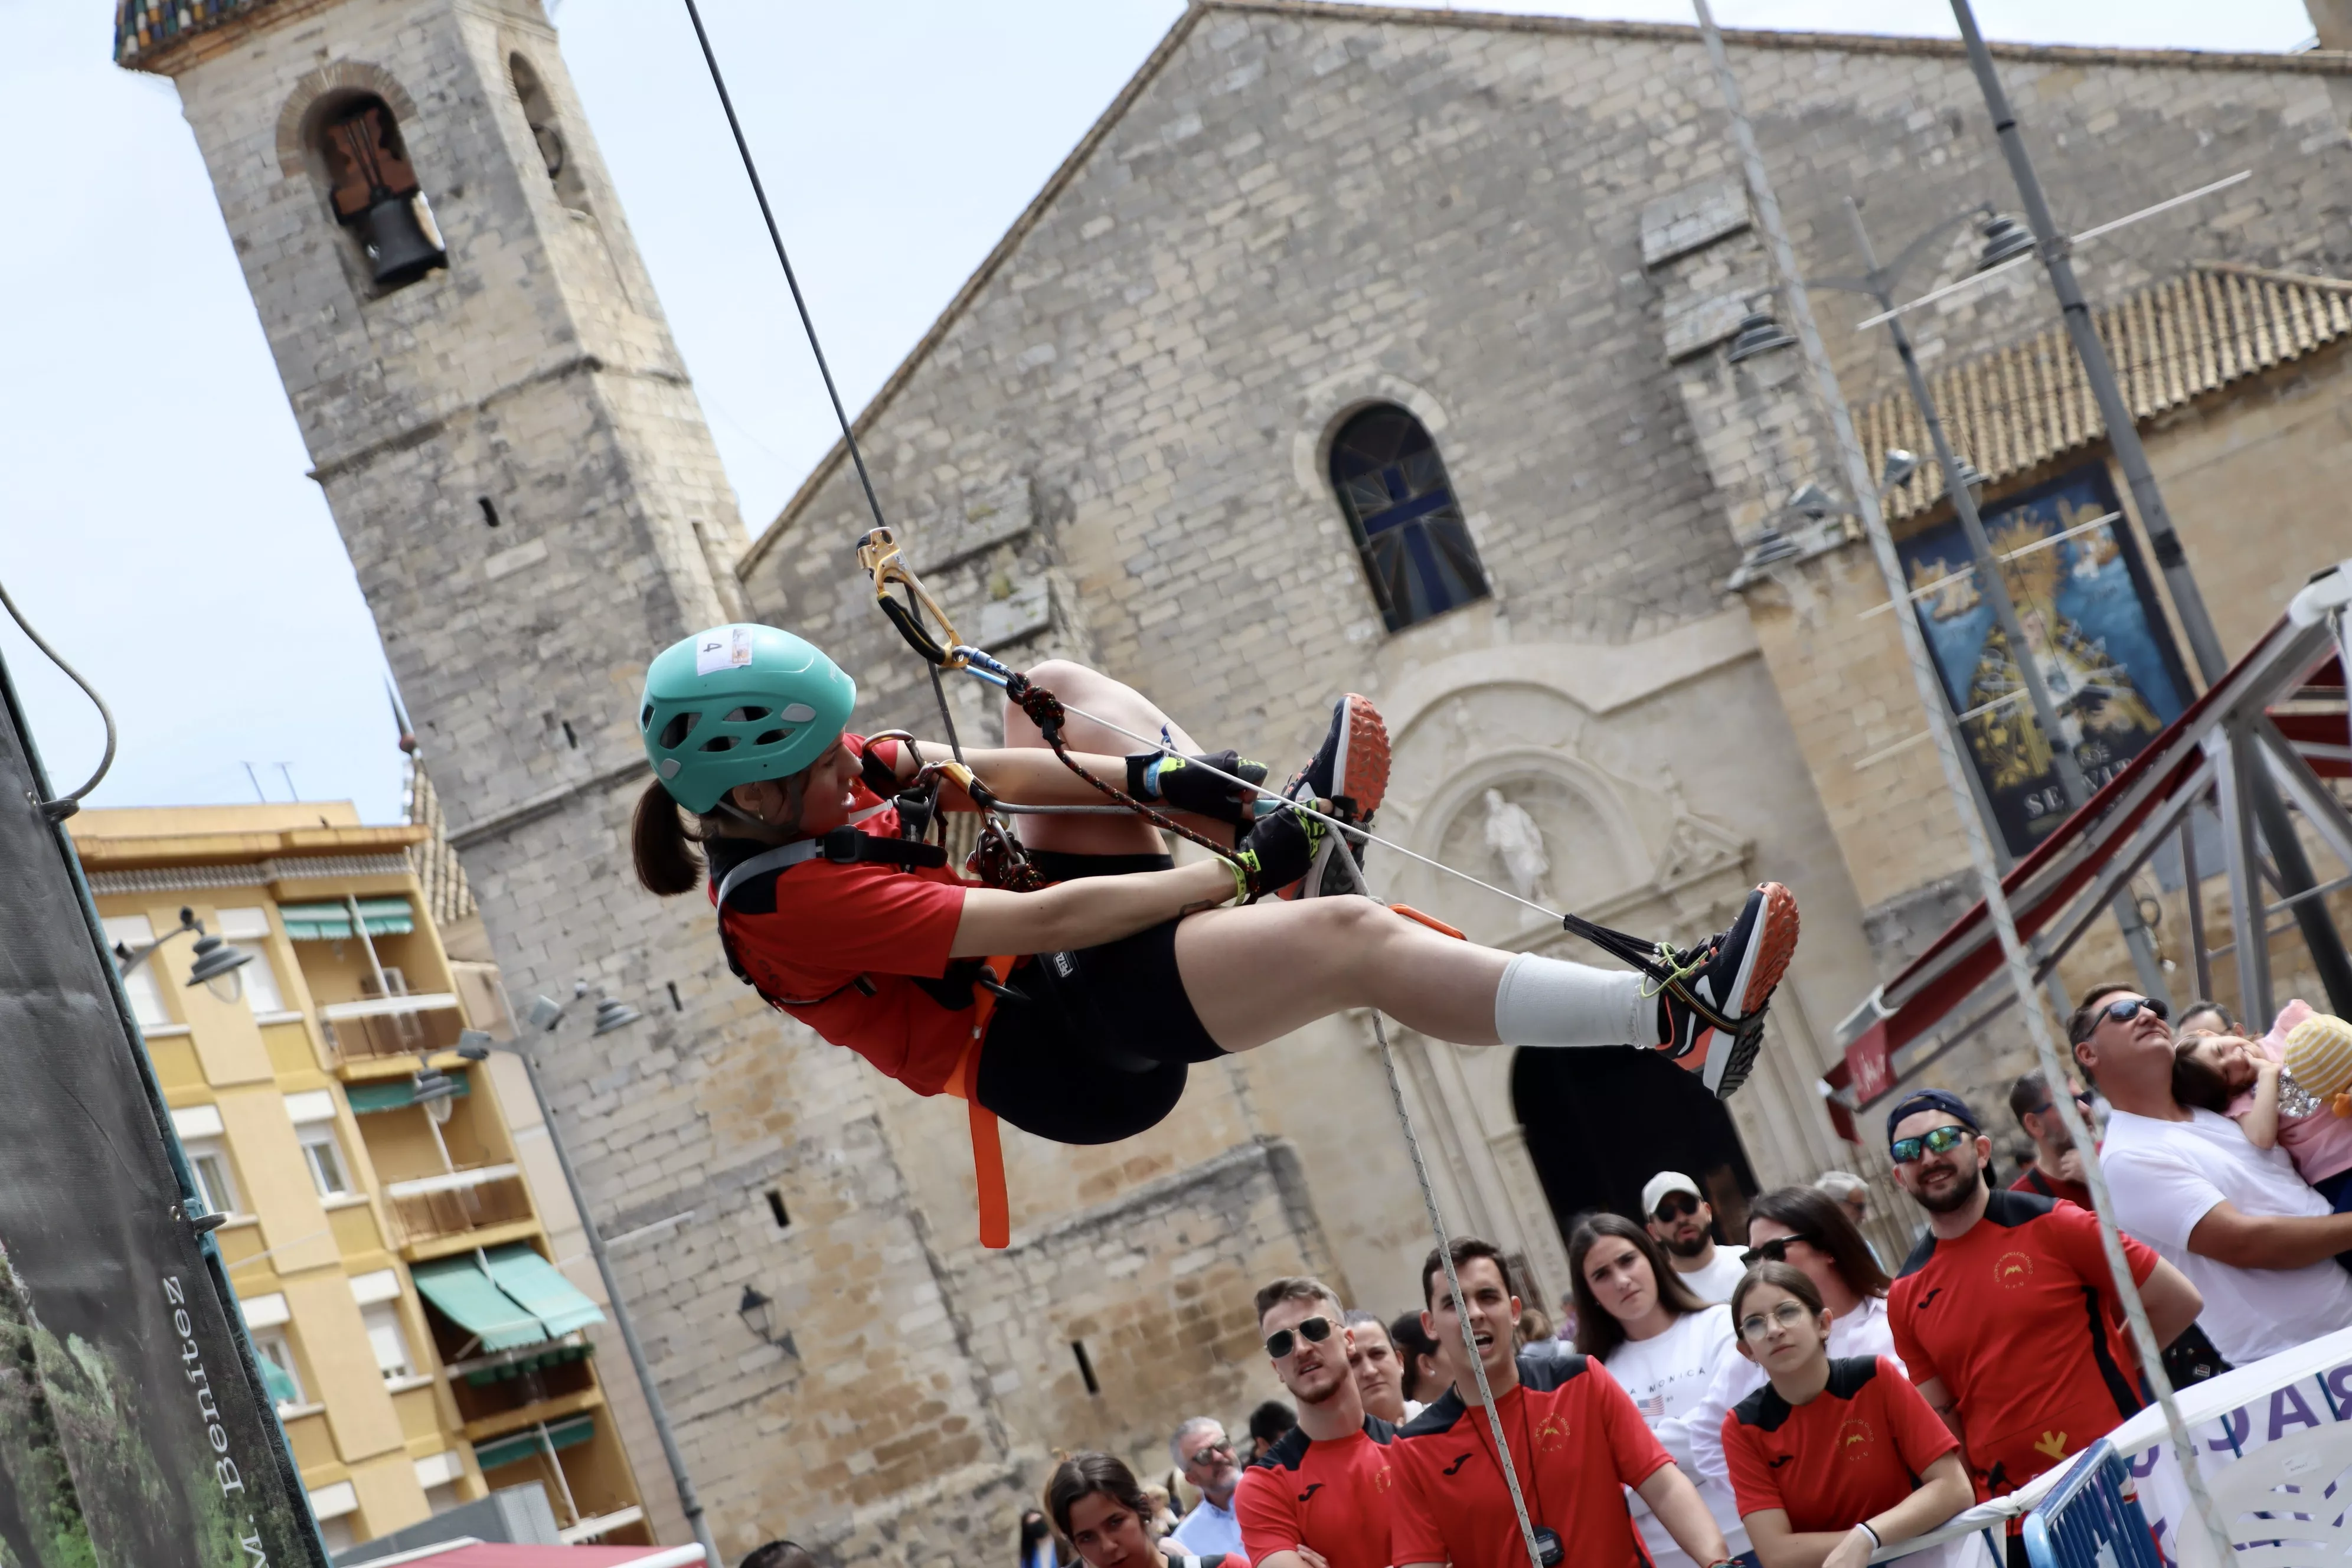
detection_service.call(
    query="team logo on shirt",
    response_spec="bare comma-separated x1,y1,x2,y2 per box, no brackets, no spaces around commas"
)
1994,1251,2035,1288
1531,1413,1572,1453
1442,1452,1474,1476
1836,1419,1876,1459
1371,1464,1393,1493
1298,1483,1324,1503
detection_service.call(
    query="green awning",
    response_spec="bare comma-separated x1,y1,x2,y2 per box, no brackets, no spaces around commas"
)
473,1413,596,1472
348,1072,471,1115
258,1357,299,1406
483,1246,606,1339
411,1254,547,1352
279,898,414,940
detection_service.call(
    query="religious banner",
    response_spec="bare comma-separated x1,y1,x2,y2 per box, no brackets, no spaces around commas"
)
1898,463,2193,857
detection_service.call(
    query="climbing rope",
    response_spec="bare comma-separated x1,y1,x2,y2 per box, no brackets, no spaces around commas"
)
680,17,1613,1561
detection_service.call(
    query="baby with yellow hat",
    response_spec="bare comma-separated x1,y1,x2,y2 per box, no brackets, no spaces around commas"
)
2175,1001,2352,1213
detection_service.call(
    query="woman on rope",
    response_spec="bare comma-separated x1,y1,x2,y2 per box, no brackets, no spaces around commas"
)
630,623,1801,1149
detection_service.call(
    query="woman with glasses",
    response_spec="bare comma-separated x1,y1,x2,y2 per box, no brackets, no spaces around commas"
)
1720,1264,1976,1568
1567,1214,1749,1568
1046,1453,1246,1568
1678,1187,1897,1496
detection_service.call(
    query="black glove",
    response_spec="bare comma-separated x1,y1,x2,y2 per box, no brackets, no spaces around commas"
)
1233,802,1326,899
1123,749,1268,825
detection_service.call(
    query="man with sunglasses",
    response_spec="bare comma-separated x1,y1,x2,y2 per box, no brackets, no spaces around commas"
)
2080,982,2352,1366
2006,1071,2097,1210
1883,1087,2201,1527
1642,1171,1747,1305
1234,1278,1397,1568
1167,1417,1245,1558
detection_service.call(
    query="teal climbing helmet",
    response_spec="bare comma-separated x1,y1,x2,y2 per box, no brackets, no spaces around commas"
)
639,625,857,813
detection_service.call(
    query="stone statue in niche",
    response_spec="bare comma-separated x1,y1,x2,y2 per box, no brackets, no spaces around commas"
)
1482,789,1550,903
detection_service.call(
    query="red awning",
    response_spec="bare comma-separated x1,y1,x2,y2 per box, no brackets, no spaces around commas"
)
1835,611,2346,1108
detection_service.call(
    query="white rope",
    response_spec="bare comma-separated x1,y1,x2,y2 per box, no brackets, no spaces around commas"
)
1689,8,2236,1562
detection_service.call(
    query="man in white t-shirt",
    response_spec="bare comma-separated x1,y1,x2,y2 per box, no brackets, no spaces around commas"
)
2079,982,2352,1365
1642,1171,1748,1304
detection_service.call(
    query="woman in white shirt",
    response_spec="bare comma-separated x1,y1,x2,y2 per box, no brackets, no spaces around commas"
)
1569,1213,1749,1568
1681,1185,1899,1489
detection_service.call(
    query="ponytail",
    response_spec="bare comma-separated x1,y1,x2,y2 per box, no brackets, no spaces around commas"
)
632,779,706,896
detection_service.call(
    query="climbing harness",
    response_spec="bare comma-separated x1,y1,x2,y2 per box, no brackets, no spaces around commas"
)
679,13,1713,1557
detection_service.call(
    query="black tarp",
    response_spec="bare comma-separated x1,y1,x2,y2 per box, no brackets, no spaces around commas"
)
0,645,323,1568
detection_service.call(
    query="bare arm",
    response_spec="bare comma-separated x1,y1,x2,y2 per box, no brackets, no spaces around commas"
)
1915,1376,1966,1448
2186,1200,2352,1271
949,860,1234,958
2137,1256,2203,1348
1636,1464,1730,1567
2238,1059,2282,1151
1249,1551,1329,1568
1746,1451,1974,1568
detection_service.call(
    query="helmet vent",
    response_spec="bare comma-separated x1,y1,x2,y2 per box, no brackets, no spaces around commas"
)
779,703,818,723
721,706,771,724
640,703,654,729
754,729,788,747
699,734,737,753
658,711,699,749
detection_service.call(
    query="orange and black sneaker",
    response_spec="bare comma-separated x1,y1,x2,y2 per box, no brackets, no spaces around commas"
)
1652,882,1801,1099
1280,694,1389,900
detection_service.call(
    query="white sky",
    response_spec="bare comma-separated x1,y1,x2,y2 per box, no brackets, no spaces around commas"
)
0,0,2317,824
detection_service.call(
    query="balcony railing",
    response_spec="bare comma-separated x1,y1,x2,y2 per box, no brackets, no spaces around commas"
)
321,994,465,1061
382,1164,533,1249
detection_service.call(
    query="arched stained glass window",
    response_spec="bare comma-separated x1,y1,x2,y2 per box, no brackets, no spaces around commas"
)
1328,406,1490,632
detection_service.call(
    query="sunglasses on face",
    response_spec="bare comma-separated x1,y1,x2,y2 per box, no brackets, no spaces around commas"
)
1890,1123,1972,1164
1182,1438,1233,1468
1739,1234,1815,1269
2097,995,2167,1030
1264,1315,1335,1361
1737,1300,1815,1341
1652,1194,1701,1223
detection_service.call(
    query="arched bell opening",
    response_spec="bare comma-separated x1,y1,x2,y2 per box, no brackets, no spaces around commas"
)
509,54,594,217
1510,1045,1758,1256
304,91,446,294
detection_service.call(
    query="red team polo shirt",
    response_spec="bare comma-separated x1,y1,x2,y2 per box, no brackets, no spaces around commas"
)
1391,1355,1673,1568
1889,1188,2157,1496
1234,1415,1398,1568
1722,1356,1960,1535
713,733,982,1095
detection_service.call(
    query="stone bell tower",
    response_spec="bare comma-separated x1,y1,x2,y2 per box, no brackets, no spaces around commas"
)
114,1,1035,1557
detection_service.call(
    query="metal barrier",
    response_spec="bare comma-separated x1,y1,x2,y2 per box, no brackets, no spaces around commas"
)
2021,1440,2164,1568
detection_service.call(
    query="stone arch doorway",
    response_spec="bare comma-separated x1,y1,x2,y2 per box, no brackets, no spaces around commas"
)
1511,1046,1759,1257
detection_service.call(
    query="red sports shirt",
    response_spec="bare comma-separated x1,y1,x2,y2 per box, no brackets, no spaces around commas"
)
1889,1188,2157,1495
712,734,981,1095
1391,1355,1672,1568
2010,1167,2093,1210
1234,1415,1398,1568
1721,1356,1960,1534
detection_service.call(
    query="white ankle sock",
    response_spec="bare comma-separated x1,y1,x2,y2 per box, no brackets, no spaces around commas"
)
1493,952,1655,1047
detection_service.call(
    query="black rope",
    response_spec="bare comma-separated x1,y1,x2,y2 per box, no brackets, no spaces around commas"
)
682,0,892,543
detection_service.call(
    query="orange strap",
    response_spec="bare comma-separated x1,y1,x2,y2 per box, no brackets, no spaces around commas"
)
936,956,1017,1249
1392,903,1466,940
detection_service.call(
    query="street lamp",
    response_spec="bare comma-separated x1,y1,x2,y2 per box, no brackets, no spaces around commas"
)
1815,198,2170,1003
114,906,254,1003
1723,300,1796,363
455,999,721,1568
1724,449,1925,590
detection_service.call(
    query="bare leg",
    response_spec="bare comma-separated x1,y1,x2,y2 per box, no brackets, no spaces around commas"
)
1175,896,1528,1050
1001,659,1208,858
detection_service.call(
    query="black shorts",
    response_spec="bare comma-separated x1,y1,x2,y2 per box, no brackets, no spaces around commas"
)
974,850,1224,1145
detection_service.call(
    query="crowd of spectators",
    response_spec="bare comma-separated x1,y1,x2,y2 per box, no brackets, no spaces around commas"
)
740,986,2352,1568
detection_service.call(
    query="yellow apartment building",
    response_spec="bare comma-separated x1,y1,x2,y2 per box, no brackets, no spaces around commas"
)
68,801,650,1557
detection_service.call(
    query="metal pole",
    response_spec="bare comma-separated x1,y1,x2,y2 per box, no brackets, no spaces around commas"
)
506,1046,719,1567
1949,0,2352,1015
1688,9,2236,1562
1847,200,2168,1005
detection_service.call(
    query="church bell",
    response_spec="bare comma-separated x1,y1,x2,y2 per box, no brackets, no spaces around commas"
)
358,192,446,287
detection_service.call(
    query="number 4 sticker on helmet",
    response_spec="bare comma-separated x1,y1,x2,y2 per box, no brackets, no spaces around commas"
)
696,626,754,676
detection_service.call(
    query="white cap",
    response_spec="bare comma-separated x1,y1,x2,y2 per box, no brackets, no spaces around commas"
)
1641,1171,1702,1216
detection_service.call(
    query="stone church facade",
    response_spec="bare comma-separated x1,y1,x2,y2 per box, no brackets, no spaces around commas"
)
117,0,2352,1557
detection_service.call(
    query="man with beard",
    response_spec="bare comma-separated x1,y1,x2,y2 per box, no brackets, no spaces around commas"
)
2077,984,2352,1366
2007,1070,2095,1209
1342,1309,1418,1423
1235,1279,1399,1568
1167,1416,1245,1558
1391,1238,1734,1568
1884,1088,2200,1519
1642,1171,1747,1304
